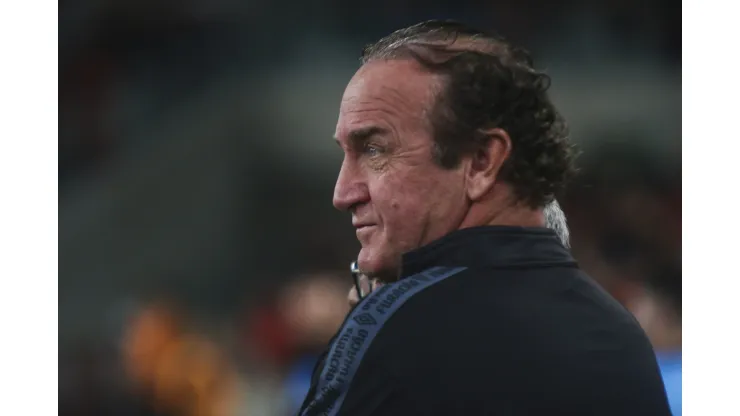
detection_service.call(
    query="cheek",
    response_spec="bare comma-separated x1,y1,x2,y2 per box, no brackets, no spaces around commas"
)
371,184,410,226
391,172,466,233
431,176,466,212
371,172,439,230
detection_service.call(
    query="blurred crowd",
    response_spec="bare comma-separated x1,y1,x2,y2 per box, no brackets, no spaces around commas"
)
59,0,680,415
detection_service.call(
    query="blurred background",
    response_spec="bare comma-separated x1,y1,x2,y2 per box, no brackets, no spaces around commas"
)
59,1,681,415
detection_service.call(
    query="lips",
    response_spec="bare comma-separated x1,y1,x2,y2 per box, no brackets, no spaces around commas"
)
354,223,376,239
352,221,376,229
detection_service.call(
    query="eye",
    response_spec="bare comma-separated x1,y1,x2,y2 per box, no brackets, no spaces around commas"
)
364,144,383,157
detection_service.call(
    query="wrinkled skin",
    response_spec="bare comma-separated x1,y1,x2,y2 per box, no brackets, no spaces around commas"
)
333,59,471,280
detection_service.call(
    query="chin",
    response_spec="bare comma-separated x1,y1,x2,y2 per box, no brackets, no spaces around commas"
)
358,247,400,282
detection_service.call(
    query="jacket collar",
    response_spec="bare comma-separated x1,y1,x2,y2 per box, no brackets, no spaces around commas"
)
400,225,577,278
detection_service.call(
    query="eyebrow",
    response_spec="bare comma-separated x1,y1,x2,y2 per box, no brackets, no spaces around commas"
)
334,126,388,148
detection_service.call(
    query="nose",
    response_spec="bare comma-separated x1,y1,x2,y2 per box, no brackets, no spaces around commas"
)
333,158,369,212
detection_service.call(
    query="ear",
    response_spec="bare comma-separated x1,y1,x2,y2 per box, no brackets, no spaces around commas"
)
465,128,512,201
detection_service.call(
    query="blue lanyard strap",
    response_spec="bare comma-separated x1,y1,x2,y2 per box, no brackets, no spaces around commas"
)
300,266,467,416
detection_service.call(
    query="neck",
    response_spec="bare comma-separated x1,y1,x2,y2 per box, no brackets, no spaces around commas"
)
373,188,545,283
458,185,545,230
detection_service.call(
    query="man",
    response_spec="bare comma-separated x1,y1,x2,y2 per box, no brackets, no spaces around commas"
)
298,20,671,415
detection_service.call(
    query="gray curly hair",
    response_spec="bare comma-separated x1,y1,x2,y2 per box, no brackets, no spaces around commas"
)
544,200,570,247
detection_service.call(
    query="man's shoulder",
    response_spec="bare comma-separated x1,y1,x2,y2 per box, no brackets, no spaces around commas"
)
355,266,545,370
363,264,653,370
343,265,670,414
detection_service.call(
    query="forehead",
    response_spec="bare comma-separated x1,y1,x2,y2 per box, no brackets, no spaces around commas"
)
336,59,438,137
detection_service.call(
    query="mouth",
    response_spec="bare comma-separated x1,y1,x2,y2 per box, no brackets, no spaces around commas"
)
354,224,376,235
352,220,376,229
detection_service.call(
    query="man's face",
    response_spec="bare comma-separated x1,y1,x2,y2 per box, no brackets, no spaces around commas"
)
333,59,469,279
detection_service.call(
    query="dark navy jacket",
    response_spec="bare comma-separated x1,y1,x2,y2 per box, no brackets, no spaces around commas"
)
298,226,672,415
